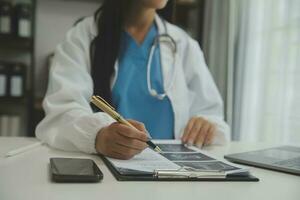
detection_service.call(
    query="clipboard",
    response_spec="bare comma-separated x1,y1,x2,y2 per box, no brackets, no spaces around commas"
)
101,155,259,182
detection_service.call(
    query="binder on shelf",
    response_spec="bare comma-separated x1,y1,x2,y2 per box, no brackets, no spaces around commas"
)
101,142,259,182
9,63,26,98
0,1,12,35
0,62,9,98
15,3,32,38
0,115,9,136
0,115,21,136
9,115,21,136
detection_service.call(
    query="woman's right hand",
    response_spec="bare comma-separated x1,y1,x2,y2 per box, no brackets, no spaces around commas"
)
95,120,149,160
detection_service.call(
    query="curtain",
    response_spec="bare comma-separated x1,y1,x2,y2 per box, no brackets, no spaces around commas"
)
202,0,300,144
202,0,237,131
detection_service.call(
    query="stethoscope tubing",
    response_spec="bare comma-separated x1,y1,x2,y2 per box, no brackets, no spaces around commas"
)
113,18,178,101
146,20,177,100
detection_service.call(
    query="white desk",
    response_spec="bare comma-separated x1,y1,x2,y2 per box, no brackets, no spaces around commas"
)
0,137,299,200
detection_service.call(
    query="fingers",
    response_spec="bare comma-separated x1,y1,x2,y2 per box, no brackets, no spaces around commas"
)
109,132,147,160
203,126,216,146
195,122,211,148
127,119,147,132
186,120,202,145
111,143,142,159
182,117,197,143
115,133,148,151
181,117,216,148
95,121,149,160
112,122,148,142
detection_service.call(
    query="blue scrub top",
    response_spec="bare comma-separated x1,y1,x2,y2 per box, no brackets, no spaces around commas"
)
112,23,174,139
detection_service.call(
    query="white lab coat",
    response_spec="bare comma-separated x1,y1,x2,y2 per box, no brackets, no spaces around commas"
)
36,15,230,154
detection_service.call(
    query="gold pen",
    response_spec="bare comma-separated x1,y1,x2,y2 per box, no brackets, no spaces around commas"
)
91,95,162,153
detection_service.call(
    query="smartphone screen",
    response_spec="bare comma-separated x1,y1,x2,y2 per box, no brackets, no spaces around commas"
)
50,158,103,182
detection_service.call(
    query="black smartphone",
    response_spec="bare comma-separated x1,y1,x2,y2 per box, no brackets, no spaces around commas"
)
50,158,103,183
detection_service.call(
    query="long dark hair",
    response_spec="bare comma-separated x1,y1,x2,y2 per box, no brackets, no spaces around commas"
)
90,0,175,104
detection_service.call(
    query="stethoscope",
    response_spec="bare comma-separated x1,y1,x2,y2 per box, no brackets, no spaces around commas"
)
146,19,177,100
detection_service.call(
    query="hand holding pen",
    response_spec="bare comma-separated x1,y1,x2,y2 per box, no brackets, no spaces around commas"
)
91,96,162,160
95,119,149,160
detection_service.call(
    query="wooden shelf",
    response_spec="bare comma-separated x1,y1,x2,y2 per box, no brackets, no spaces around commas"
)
0,97,27,105
0,0,36,137
0,35,33,50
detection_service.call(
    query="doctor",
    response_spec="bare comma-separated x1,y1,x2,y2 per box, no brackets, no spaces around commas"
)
36,0,229,160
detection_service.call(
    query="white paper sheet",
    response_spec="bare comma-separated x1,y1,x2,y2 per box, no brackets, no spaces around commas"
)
107,141,249,175
107,148,181,172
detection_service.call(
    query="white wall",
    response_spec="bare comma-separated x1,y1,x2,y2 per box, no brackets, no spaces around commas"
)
35,0,100,97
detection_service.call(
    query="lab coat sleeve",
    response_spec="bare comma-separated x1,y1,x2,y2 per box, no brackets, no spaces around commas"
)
184,38,230,144
35,18,115,154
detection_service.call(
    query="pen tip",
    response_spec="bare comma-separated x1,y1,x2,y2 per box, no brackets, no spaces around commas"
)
155,147,163,153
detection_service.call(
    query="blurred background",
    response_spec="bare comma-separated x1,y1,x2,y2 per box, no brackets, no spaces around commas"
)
0,0,299,144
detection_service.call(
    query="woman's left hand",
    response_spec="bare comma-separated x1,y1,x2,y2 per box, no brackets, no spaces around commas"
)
181,117,217,148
